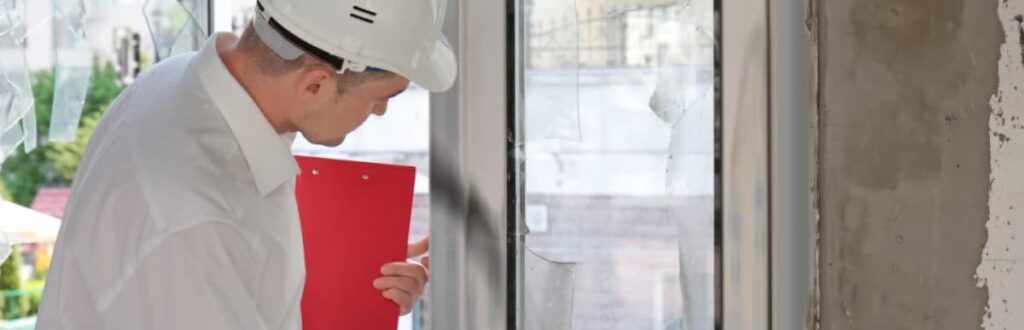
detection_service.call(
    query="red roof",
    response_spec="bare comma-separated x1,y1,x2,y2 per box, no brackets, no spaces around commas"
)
30,187,71,220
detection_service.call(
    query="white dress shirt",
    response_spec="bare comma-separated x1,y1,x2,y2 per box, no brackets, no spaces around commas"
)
37,33,305,330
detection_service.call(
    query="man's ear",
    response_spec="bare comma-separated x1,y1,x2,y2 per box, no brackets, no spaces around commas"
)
296,66,335,102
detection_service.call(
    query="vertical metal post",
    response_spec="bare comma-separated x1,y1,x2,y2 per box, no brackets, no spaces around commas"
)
429,0,509,329
769,0,816,328
721,0,770,328
207,0,215,37
507,0,525,327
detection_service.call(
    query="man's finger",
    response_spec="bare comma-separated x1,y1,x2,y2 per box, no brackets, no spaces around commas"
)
373,276,419,296
381,288,415,315
381,262,429,288
407,236,429,257
421,255,430,270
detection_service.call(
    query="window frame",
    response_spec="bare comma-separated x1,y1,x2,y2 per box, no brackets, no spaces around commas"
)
202,0,818,328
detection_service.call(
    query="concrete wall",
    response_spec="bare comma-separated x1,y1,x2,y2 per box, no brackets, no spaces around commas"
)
817,0,1000,328
976,1,1024,329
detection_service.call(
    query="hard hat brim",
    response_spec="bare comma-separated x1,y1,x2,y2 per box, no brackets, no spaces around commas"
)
404,36,457,93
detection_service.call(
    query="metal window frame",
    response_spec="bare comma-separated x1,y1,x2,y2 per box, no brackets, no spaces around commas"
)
768,0,816,329
202,0,815,327
428,0,510,329
432,0,787,328
721,0,771,328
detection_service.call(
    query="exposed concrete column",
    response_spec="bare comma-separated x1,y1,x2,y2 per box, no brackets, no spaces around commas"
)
817,0,999,328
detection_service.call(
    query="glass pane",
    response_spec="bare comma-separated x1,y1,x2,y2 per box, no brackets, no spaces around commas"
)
525,0,580,142
0,0,208,323
0,0,34,156
49,0,91,142
144,0,209,61
518,0,715,329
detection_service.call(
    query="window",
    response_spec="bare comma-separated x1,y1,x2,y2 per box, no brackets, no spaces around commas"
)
0,0,211,322
517,0,716,328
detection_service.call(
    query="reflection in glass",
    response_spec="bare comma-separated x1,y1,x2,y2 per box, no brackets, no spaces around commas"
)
520,0,715,328
49,0,91,142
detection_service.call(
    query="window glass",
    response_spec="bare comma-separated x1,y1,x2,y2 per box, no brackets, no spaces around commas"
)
0,0,209,323
518,0,715,328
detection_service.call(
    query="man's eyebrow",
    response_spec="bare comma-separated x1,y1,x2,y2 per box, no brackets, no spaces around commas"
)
387,87,408,99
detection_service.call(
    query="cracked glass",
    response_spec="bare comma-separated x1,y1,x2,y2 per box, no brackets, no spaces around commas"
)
525,248,577,330
519,0,715,328
1,1,211,321
144,0,208,61
0,0,34,156
49,0,91,142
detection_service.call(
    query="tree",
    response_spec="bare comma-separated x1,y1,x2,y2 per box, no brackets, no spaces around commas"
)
0,61,124,206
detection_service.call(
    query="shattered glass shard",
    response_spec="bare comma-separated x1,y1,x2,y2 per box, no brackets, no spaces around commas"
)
49,0,92,142
524,248,576,330
1,123,23,158
144,0,208,61
0,0,35,157
0,89,13,131
22,98,35,152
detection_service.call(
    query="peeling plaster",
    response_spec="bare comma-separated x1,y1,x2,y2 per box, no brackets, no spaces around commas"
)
977,1,1024,329
819,0,994,328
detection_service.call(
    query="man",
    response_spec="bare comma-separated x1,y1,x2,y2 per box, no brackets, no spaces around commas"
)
37,0,455,328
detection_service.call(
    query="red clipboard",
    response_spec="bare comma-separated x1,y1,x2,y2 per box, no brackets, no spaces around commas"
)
294,156,416,330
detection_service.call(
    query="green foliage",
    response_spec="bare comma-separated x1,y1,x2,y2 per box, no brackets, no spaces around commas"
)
26,290,41,316
0,246,22,291
22,279,43,317
0,182,11,201
0,60,124,206
47,113,101,180
0,246,29,319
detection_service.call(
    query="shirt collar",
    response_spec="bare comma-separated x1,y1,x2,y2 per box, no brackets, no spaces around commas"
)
193,32,299,196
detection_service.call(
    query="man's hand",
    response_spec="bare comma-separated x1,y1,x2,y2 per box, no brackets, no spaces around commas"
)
373,237,429,315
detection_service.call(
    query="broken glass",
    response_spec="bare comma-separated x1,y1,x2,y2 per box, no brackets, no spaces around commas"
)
21,96,35,152
49,0,92,142
525,248,576,330
0,123,23,158
653,1,715,328
524,0,581,143
144,0,209,61
0,0,34,157
521,0,716,328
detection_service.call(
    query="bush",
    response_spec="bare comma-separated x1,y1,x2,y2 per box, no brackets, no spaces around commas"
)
0,246,29,319
26,290,41,316
0,245,22,291
0,182,11,201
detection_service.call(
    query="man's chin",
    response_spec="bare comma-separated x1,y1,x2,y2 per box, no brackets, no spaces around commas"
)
311,135,346,147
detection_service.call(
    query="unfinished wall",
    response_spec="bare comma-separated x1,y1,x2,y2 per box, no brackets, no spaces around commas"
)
818,0,1000,328
976,1,1024,329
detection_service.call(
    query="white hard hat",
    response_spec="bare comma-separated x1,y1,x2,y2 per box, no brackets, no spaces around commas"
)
253,0,456,92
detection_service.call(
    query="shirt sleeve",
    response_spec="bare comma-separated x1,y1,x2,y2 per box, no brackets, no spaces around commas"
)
98,222,269,330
